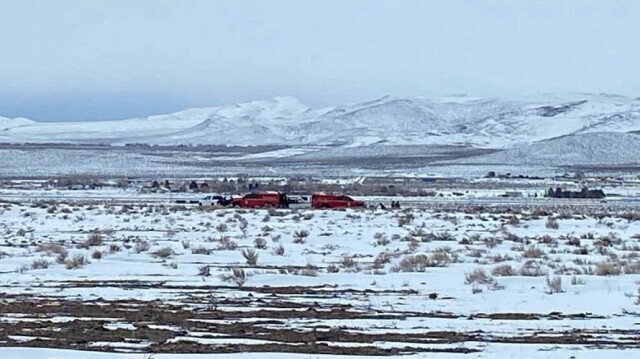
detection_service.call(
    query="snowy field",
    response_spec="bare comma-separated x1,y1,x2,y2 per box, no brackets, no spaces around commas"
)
1,196,639,357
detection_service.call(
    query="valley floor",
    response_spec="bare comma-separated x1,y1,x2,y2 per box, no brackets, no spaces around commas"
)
1,193,639,357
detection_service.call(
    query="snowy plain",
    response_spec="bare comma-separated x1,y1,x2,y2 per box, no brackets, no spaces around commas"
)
1,194,639,357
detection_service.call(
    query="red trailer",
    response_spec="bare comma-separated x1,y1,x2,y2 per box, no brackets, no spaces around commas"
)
311,193,365,209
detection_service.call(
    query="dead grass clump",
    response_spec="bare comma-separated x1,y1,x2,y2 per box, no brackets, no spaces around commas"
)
407,239,420,252
220,268,246,287
254,237,267,249
134,240,150,253
595,261,621,276
267,208,286,217
372,252,391,269
91,250,102,260
491,264,516,276
545,276,564,294
37,243,67,256
428,231,456,241
293,229,309,244
373,232,390,246
30,259,50,270
242,249,258,265
218,237,238,250
198,265,211,277
484,237,501,248
274,244,285,256
341,255,357,268
78,233,103,249
571,276,585,285
620,211,640,222
623,261,640,274
519,260,547,276
65,255,89,270
546,217,559,229
294,266,318,277
523,247,545,259
393,252,449,272
567,237,581,247
152,247,174,259
191,246,212,255
109,244,121,253
464,268,494,285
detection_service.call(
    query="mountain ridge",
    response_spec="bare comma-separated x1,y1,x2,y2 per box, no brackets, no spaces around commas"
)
1,94,639,155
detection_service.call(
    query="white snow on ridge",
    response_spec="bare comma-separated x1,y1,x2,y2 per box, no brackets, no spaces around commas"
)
454,132,640,166
1,93,640,149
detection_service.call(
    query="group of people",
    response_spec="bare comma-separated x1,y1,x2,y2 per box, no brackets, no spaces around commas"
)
377,201,402,210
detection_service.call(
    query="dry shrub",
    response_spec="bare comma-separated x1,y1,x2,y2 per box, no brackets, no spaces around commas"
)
326,264,340,273
546,217,559,229
254,237,267,249
620,211,640,222
218,237,237,250
38,243,69,264
567,237,581,246
267,208,286,217
242,249,258,265
374,232,390,246
571,276,585,285
65,255,89,269
191,246,212,255
294,266,318,277
595,261,621,276
293,230,309,244
519,260,547,276
623,261,640,274
341,255,357,268
221,268,246,287
407,239,420,252
393,253,450,272
372,252,391,269
135,240,150,253
491,264,516,276
78,233,103,249
152,247,174,259
30,259,50,270
109,244,121,253
464,268,494,285
523,247,545,259
91,250,102,260
274,244,285,256
545,276,564,294
198,265,211,277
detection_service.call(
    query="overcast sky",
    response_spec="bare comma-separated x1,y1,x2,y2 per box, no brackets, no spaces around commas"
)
1,0,639,122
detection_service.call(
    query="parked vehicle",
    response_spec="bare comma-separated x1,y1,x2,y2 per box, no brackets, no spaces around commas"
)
198,195,231,206
311,193,365,209
231,192,288,208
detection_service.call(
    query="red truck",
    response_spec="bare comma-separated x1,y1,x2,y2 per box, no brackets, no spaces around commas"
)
231,192,289,208
311,193,365,209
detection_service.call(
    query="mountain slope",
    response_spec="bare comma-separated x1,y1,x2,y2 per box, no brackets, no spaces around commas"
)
1,94,640,151
453,132,640,166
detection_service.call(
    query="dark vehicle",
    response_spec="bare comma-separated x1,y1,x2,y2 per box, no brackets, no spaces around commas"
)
311,193,365,209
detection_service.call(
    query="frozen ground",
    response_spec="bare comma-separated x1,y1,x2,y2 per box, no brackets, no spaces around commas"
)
0,195,639,357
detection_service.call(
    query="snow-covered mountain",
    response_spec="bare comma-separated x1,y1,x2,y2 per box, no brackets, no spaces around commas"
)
455,132,640,166
1,94,640,159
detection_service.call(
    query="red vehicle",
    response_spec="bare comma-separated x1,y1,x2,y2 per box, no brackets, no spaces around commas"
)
311,193,365,209
231,192,288,208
